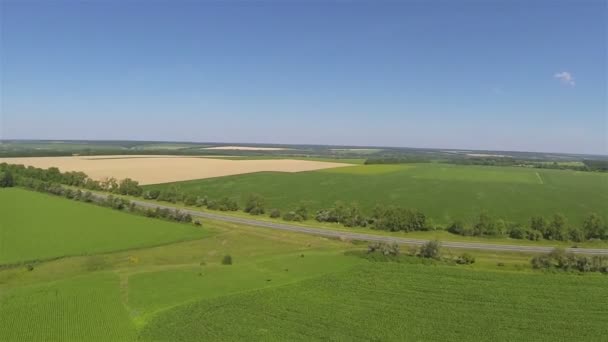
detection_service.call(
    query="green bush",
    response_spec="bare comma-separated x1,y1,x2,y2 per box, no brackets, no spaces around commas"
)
419,240,441,259
221,255,233,265
269,208,281,218
455,253,475,265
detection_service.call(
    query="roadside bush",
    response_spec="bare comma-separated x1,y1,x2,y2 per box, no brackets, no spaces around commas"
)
372,205,427,232
221,255,233,265
195,196,207,207
367,242,400,256
419,240,441,259
316,201,367,227
294,204,309,221
244,193,265,215
283,211,304,222
184,195,197,206
455,253,475,265
531,248,608,273
82,191,93,203
269,208,281,218
143,190,160,200
206,197,238,211
117,178,143,196
157,187,180,203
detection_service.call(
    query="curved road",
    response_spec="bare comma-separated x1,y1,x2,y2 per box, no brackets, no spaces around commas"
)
99,194,608,255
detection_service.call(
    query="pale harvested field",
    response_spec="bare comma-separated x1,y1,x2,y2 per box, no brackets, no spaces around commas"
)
203,146,290,151
0,156,349,185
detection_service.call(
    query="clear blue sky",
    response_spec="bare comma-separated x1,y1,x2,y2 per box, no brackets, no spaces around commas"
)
1,0,606,154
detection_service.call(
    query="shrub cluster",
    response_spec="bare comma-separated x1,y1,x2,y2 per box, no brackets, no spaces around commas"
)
531,248,608,273
315,201,367,227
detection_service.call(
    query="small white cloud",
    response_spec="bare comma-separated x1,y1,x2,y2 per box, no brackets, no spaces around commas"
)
554,71,575,86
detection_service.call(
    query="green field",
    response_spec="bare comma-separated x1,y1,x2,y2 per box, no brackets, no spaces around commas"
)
140,262,608,341
0,188,209,264
1,188,607,341
0,273,137,341
145,163,608,225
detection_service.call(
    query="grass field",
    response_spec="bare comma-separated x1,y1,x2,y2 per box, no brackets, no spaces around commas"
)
146,163,608,225
0,188,209,264
139,262,608,341
1,188,606,341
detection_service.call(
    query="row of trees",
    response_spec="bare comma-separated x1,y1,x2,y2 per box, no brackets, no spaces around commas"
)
447,212,607,242
14,175,195,225
531,248,608,273
3,163,606,242
0,163,144,196
362,157,608,173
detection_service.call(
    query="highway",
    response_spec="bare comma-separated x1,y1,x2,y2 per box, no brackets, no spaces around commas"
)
96,193,608,255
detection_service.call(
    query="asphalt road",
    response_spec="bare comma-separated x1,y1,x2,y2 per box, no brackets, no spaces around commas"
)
98,194,608,255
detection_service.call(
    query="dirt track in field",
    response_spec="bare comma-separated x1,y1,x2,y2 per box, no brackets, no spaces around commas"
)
0,155,350,185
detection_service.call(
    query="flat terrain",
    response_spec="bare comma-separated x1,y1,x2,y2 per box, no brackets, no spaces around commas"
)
0,188,209,264
140,262,608,341
0,156,350,184
1,189,606,341
146,163,608,225
203,146,290,151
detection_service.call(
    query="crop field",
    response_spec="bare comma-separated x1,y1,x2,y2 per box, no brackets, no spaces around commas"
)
139,262,608,341
146,163,608,225
0,188,209,264
1,188,606,341
0,156,350,184
0,273,137,342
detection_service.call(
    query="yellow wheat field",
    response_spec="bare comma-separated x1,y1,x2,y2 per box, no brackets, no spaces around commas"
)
0,155,350,185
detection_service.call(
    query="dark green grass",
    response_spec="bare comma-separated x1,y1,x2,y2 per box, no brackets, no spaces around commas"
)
0,188,210,265
145,163,608,225
139,262,608,341
0,273,137,342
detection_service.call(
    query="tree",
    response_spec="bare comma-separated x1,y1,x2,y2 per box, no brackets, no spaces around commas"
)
583,213,606,240
244,193,265,215
547,214,569,241
473,213,496,236
184,195,197,206
294,204,309,221
117,178,143,196
530,216,547,237
269,208,281,218
0,170,14,187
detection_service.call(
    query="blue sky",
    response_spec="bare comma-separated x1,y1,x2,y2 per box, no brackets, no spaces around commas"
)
1,1,606,154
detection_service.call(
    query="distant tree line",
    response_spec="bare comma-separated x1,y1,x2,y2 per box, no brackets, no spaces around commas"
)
364,157,431,165
531,248,608,273
362,156,608,173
